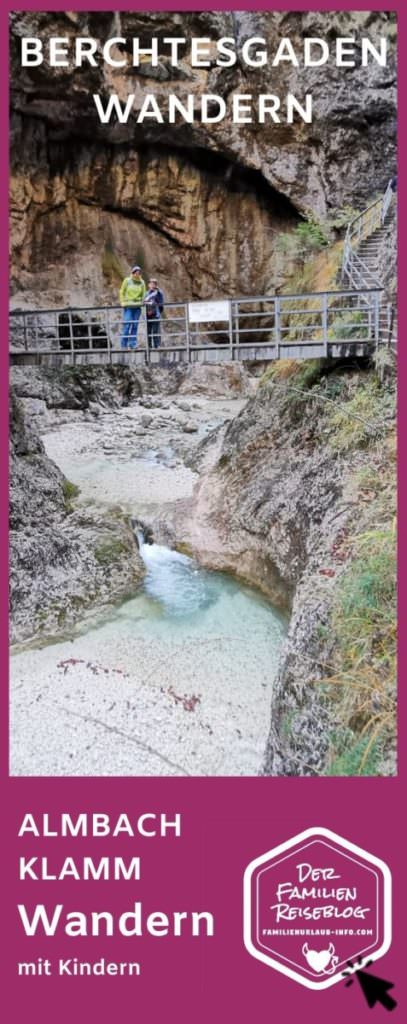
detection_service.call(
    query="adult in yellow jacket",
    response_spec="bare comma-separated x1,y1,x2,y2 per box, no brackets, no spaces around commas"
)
119,266,146,349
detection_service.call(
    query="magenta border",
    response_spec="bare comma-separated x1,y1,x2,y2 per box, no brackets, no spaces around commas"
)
1,5,404,1020
2,0,401,777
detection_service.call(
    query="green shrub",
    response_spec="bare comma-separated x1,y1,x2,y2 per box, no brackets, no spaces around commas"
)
62,478,79,511
295,219,329,250
328,379,394,451
276,219,329,262
322,524,396,775
336,530,396,658
261,358,325,388
325,732,382,776
328,309,369,341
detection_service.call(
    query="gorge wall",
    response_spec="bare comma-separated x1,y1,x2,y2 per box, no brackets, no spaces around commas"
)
10,10,396,309
163,355,396,777
10,370,145,645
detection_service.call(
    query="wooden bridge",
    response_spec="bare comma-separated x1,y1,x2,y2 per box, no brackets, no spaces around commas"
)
9,286,393,368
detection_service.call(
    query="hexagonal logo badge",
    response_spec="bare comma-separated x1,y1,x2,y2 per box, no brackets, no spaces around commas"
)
244,826,391,989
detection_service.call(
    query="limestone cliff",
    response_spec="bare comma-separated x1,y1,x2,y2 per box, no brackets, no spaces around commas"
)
10,10,396,309
170,359,396,776
10,384,144,645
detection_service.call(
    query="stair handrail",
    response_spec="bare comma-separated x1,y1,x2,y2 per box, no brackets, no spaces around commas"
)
342,182,396,289
345,195,381,246
381,178,395,225
342,247,382,292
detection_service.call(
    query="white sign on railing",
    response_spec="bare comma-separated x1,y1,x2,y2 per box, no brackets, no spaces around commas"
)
188,300,230,323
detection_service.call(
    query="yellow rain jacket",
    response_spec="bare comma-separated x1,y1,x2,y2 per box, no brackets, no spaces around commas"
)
119,276,146,307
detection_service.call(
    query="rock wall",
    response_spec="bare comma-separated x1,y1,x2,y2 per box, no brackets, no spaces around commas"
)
10,360,255,409
10,386,144,645
10,10,396,309
168,362,395,775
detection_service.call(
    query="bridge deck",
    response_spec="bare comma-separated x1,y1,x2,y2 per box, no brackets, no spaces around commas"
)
9,287,395,367
10,340,383,368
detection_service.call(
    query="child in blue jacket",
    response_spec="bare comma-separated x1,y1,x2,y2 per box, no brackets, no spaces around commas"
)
144,278,164,349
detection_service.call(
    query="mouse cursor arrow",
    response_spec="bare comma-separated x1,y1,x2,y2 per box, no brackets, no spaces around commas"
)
355,969,397,1011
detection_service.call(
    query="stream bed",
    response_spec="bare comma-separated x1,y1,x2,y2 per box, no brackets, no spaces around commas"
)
10,395,287,776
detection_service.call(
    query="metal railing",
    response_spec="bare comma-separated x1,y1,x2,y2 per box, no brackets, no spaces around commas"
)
381,178,396,225
9,287,387,365
342,182,396,289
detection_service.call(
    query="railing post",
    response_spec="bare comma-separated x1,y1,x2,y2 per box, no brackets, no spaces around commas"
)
373,292,380,350
387,304,394,349
322,293,328,356
34,314,39,355
342,237,348,282
228,299,233,359
234,300,240,349
274,296,281,358
342,237,347,280
185,303,191,364
106,309,112,364
145,316,150,365
68,309,74,364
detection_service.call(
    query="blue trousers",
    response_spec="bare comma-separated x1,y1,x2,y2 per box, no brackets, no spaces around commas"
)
147,317,161,349
121,306,141,348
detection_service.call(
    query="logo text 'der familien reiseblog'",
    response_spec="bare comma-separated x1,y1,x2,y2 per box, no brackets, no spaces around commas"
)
243,827,391,989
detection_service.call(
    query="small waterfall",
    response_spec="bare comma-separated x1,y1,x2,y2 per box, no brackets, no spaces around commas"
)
134,523,217,617
135,526,147,551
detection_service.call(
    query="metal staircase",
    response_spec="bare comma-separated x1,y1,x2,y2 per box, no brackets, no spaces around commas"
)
342,181,397,346
356,227,387,286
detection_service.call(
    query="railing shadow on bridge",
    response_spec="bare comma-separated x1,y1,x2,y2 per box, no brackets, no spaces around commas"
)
9,287,390,368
